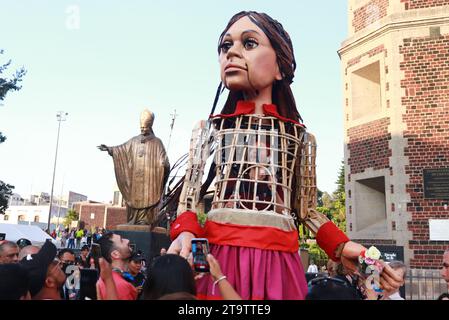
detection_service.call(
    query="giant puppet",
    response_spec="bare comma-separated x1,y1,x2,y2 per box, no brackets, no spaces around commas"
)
167,11,403,299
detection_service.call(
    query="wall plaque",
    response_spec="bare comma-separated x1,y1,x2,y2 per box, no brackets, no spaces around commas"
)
423,168,449,199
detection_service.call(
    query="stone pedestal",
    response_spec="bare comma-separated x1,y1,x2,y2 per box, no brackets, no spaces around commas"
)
115,224,167,234
113,225,171,263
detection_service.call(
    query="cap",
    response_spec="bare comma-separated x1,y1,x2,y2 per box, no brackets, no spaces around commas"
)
130,252,144,262
16,238,32,249
19,241,57,297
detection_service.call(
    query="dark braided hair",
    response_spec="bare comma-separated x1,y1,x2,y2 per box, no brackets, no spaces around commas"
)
217,11,302,123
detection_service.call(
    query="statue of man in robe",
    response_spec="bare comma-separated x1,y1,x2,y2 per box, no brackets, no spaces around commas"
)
98,109,170,225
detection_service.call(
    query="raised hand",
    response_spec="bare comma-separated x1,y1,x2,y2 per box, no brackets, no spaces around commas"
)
167,231,194,260
206,254,224,281
97,144,109,152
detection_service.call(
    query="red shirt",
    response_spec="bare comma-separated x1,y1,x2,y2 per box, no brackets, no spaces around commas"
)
97,271,137,300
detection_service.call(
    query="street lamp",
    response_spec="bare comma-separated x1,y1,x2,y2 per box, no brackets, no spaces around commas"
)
47,111,68,232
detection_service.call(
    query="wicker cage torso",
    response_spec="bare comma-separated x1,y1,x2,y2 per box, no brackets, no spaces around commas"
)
209,114,305,226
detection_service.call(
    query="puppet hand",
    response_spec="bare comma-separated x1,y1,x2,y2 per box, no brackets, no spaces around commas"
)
340,241,367,275
167,231,194,259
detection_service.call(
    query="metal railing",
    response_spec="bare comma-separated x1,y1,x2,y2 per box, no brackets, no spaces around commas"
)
405,269,448,300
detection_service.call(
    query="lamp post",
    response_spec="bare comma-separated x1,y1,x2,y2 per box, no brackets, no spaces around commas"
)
47,111,68,232
167,109,178,152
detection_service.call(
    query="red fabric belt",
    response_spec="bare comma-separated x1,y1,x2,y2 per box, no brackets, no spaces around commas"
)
205,220,299,253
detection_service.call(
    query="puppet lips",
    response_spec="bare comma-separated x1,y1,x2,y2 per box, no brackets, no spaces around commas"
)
225,64,247,72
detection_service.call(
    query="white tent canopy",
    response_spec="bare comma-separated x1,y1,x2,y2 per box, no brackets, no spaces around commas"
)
0,224,55,246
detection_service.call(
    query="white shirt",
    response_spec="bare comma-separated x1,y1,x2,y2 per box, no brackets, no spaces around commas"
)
383,291,404,300
307,264,318,273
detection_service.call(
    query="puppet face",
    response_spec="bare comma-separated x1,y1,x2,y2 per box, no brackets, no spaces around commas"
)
219,16,282,94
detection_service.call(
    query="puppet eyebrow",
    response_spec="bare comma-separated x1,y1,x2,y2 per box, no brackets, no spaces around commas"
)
224,29,261,38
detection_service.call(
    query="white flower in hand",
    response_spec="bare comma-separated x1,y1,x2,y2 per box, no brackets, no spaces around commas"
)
365,246,381,260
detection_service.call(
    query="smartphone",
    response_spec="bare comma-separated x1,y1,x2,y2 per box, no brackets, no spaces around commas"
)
90,243,101,270
79,269,99,300
0,233,5,241
191,238,210,273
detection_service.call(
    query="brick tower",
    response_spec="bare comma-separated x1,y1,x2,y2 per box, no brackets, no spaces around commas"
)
339,0,449,278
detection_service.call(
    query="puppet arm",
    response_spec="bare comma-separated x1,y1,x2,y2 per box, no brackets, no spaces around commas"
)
295,132,350,261
170,120,213,240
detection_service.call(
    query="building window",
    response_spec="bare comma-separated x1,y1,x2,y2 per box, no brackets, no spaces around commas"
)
4,215,9,221
354,176,387,232
18,215,26,222
34,216,40,223
351,61,381,120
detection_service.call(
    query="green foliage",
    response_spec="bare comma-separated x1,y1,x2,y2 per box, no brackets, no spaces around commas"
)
197,211,207,227
303,160,347,238
0,49,26,102
63,209,79,227
0,180,14,214
316,206,332,221
303,242,328,267
335,160,345,204
331,161,346,232
298,224,311,241
0,50,25,215
317,189,323,207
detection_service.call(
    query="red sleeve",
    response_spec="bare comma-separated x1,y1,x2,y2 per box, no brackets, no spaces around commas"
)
169,211,205,240
316,221,350,262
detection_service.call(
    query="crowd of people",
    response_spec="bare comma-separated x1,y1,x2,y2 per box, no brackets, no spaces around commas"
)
0,231,241,300
48,227,106,249
1,232,448,300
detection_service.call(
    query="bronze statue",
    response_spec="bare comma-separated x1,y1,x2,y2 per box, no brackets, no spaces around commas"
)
98,109,170,225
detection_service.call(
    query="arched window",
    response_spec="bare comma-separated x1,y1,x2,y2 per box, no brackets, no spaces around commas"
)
18,215,26,222
34,216,40,223
3,215,9,221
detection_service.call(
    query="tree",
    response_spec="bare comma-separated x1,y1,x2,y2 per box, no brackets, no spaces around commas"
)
331,161,346,232
0,49,26,102
0,49,26,214
0,181,14,214
63,209,79,228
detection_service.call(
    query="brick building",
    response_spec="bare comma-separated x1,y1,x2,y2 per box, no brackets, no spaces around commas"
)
73,201,127,231
339,0,449,271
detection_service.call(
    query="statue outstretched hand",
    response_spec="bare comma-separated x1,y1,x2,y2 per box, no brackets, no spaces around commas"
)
97,144,112,156
340,241,404,292
98,144,109,151
167,231,194,260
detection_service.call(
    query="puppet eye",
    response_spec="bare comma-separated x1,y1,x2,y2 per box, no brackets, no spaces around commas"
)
219,41,233,54
243,38,258,50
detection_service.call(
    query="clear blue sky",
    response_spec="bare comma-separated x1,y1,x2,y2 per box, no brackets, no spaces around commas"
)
0,0,348,203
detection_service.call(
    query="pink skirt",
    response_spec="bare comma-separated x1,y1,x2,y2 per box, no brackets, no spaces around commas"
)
196,244,308,300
